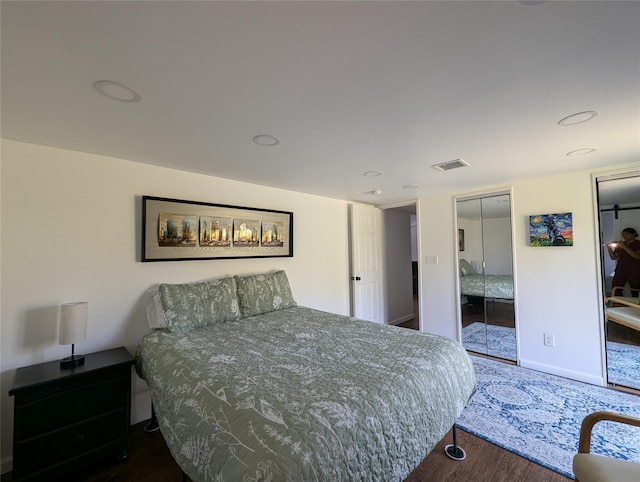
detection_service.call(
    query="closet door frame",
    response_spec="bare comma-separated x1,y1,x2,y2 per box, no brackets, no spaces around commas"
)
454,186,519,363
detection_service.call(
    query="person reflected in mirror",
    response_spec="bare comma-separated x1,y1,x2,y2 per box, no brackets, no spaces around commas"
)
607,227,640,296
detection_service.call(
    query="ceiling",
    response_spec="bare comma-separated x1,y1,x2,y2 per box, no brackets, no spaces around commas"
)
2,1,639,206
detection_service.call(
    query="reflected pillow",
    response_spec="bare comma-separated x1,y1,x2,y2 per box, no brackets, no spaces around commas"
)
235,270,297,317
459,259,476,276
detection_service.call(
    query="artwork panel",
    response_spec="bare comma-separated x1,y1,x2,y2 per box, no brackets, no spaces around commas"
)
262,221,285,247
200,216,233,247
529,212,573,247
158,213,198,247
233,219,261,247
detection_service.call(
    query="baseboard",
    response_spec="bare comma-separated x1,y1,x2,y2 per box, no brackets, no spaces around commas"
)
519,358,605,387
389,313,415,326
1,456,12,475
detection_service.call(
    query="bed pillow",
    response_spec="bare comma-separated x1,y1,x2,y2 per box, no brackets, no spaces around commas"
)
235,270,297,317
459,259,476,276
144,286,167,329
159,277,241,332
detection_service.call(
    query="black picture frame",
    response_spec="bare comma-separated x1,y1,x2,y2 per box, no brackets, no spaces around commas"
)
458,229,465,251
142,196,293,262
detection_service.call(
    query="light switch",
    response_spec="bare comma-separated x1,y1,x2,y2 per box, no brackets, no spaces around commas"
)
425,256,438,264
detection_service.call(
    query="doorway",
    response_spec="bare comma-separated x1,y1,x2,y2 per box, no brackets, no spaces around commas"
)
596,173,640,391
456,193,516,361
382,203,419,330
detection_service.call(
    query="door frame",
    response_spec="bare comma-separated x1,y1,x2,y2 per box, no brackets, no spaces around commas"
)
591,167,640,387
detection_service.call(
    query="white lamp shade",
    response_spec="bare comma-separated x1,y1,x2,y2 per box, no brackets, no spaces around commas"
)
59,302,88,345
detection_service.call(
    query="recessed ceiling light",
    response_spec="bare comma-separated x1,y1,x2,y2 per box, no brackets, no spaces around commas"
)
363,170,383,177
94,80,141,102
432,159,469,171
567,147,598,156
253,135,280,146
403,184,419,189
557,111,598,126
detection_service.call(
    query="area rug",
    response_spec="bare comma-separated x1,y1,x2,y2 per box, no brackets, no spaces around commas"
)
457,356,640,479
607,340,640,391
462,322,516,361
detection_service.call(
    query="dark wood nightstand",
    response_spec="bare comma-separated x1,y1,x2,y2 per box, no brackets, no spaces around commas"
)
8,347,134,482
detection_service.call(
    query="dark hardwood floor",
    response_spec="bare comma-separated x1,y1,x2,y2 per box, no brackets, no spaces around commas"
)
1,421,571,481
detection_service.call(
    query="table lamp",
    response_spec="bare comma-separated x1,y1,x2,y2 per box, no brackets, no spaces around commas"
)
59,302,88,368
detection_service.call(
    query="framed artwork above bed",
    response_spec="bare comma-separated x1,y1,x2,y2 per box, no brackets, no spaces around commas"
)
142,196,293,261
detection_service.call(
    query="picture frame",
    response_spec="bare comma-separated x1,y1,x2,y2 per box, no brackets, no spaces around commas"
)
142,196,293,261
458,229,465,251
529,212,573,247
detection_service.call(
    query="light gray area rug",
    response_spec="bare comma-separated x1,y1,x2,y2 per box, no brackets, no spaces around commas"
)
457,356,640,479
462,323,639,391
462,322,516,361
607,340,640,391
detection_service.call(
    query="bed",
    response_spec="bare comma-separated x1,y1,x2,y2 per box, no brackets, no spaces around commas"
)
136,271,476,482
459,259,513,300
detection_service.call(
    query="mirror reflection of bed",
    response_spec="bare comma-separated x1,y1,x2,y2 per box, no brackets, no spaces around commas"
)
457,194,516,362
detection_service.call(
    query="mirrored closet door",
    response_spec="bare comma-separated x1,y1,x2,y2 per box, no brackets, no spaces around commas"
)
457,194,516,361
597,174,640,391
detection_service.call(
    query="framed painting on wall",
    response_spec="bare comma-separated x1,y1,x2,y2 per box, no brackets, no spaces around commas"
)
142,196,293,261
458,229,465,251
529,212,573,247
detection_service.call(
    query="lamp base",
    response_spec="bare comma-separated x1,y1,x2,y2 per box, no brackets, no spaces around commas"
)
60,355,85,369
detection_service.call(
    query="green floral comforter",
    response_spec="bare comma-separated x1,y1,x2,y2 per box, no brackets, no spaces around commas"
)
460,274,514,299
136,306,476,481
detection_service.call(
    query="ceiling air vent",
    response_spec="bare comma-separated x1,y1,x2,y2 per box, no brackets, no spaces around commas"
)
431,159,469,172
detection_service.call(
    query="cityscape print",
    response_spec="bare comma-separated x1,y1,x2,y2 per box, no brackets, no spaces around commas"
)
262,221,285,247
200,216,232,247
157,213,285,249
158,213,198,246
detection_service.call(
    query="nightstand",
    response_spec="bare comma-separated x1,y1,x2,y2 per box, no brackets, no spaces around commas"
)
8,347,134,482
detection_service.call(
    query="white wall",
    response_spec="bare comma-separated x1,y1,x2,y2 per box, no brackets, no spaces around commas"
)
418,193,459,339
0,140,351,471
418,166,639,388
457,212,512,275
482,217,513,276
512,172,604,383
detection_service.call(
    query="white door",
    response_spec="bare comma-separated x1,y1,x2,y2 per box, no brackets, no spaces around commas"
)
349,203,384,323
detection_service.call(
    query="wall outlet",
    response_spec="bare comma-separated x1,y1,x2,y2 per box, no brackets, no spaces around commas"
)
544,333,555,347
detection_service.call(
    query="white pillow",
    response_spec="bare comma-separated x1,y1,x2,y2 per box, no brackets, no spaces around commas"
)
144,286,168,329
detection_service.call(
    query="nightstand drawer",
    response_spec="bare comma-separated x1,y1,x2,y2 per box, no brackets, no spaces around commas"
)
13,407,129,475
14,375,130,439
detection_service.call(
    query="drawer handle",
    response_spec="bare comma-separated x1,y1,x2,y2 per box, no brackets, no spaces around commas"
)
73,400,86,410
74,433,85,443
